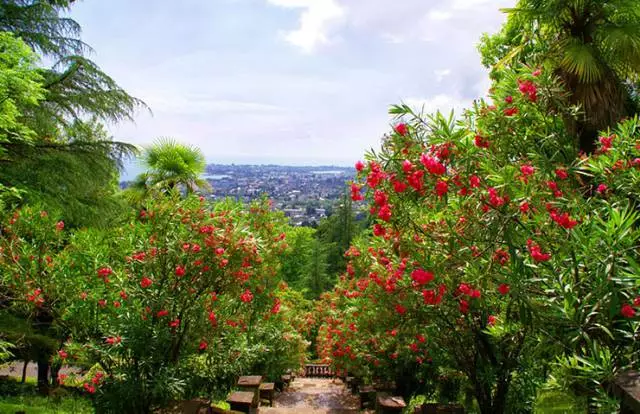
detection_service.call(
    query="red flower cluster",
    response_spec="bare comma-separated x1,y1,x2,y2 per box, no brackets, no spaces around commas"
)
549,210,578,230
97,267,112,283
410,268,434,286
394,123,408,136
527,239,551,262
518,79,538,102
474,134,490,149
240,289,254,303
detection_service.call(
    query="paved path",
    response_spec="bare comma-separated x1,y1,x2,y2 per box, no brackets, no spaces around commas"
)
259,377,372,414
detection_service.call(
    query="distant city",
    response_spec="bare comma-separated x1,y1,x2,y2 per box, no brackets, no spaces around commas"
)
121,164,359,226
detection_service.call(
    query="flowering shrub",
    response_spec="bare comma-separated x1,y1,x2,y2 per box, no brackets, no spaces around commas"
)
317,69,640,413
1,196,306,412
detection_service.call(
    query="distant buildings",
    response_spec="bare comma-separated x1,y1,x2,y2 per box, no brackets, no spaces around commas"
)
121,164,357,226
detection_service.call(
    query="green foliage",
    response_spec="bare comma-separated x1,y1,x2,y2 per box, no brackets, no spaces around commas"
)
479,0,640,152
0,32,45,152
0,119,138,227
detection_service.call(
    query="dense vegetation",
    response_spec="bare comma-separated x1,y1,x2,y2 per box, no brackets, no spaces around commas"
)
1,0,640,413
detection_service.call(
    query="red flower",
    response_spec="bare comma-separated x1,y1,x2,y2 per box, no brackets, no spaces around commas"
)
596,184,608,194
168,319,180,328
498,283,510,295
459,299,469,314
157,309,169,317
119,290,128,300
518,79,537,102
392,180,407,193
402,160,413,173
57,374,67,385
113,301,121,308
192,244,201,253
373,190,388,206
175,265,186,277
487,187,506,207
350,184,364,201
199,341,208,351
140,277,153,288
634,297,640,307
355,160,365,172
271,298,281,314
378,204,392,222
98,299,107,308
474,135,490,149
555,168,568,180
373,224,386,237
435,180,448,197
83,383,96,394
58,350,68,359
395,304,406,315
527,240,551,262
394,123,408,136
469,175,481,188
503,107,519,116
488,315,497,326
97,267,113,278
105,336,121,345
55,221,65,231
550,210,578,230
240,289,254,303
621,304,635,318
208,311,217,326
520,164,535,177
505,96,513,104
599,134,614,151
492,249,510,266
519,201,530,214
411,269,434,285
420,154,446,175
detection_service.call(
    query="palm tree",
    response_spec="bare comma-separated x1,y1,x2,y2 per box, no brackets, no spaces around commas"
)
494,0,640,152
135,138,211,196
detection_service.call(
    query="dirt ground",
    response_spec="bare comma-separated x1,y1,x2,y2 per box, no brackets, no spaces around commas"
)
259,377,373,414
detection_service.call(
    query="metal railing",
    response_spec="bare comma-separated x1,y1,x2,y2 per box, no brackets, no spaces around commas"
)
304,364,334,377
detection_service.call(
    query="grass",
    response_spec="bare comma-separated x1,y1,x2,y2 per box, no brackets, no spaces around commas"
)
0,376,93,414
534,389,588,414
0,395,93,414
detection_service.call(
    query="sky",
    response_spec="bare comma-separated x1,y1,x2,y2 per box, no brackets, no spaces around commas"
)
68,0,515,167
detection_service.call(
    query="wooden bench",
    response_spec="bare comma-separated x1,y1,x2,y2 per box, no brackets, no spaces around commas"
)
359,385,376,409
414,403,465,413
376,393,406,414
236,375,262,408
259,382,275,407
612,371,640,413
226,391,254,414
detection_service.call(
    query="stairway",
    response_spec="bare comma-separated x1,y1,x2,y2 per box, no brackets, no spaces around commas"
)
258,377,368,414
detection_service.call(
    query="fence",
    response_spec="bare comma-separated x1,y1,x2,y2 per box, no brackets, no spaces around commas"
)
304,364,334,377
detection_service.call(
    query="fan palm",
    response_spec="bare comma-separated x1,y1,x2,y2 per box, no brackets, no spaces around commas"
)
138,138,211,195
499,0,640,152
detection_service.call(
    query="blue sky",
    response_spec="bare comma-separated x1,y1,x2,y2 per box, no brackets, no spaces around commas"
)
68,0,514,166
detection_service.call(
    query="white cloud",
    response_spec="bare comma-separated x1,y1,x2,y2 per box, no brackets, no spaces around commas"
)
434,69,452,82
403,95,469,116
267,0,345,53
428,9,452,21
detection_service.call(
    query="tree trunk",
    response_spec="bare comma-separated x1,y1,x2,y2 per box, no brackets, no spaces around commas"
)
36,355,50,395
21,360,28,383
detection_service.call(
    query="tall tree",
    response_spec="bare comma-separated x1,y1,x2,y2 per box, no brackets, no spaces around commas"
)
479,0,640,153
